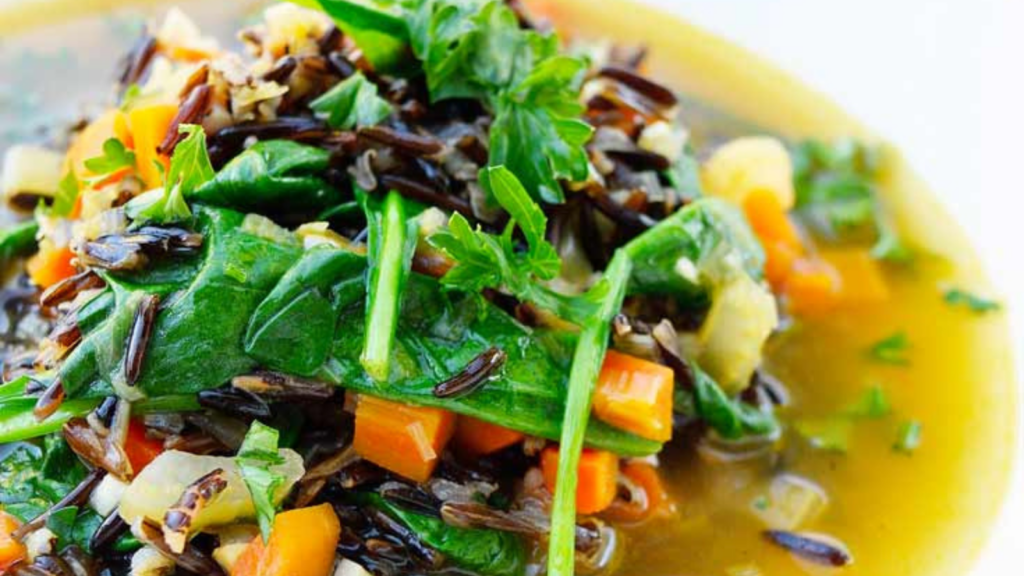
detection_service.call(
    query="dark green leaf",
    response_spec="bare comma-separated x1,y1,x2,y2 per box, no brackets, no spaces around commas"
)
943,288,1001,314
0,220,39,269
190,140,340,214
310,71,393,129
691,366,778,439
371,494,525,576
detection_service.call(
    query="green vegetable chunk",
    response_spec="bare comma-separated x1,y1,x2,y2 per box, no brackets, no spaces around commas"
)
548,250,632,576
0,219,39,270
359,189,419,381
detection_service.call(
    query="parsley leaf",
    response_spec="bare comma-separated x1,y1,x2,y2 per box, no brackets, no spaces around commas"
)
237,421,287,541
126,124,212,224
429,166,590,321
943,288,1001,314
310,71,393,129
791,139,910,262
83,138,136,177
843,384,892,419
893,420,923,453
307,0,593,203
867,331,911,365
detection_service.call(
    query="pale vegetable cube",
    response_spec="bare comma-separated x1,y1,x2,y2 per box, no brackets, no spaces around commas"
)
701,136,795,210
119,450,303,536
698,270,778,394
638,121,688,162
212,524,260,573
753,473,829,530
2,145,63,201
130,546,175,576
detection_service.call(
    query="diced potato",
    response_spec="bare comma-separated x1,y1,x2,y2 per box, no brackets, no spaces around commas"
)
119,450,303,536
130,546,175,576
212,524,260,573
752,474,829,530
1,145,63,204
89,474,129,517
698,269,778,394
638,121,688,162
701,136,795,210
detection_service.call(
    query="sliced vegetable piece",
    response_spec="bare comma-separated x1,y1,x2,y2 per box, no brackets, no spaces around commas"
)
352,395,456,482
124,419,164,474
119,450,303,536
452,416,525,457
128,104,178,189
548,250,631,576
592,350,674,442
359,189,419,382
541,446,619,515
0,511,27,571
26,245,77,289
702,136,795,210
2,145,64,205
232,504,340,576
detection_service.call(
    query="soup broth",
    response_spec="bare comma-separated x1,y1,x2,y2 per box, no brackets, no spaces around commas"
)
0,1,1015,575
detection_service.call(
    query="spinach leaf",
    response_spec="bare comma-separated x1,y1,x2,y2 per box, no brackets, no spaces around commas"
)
299,0,411,72
0,436,87,523
46,505,103,552
0,219,39,269
310,71,393,129
190,140,341,214
691,367,777,440
127,124,213,224
244,245,367,376
59,207,302,398
371,494,525,576
237,421,287,541
359,189,419,381
623,198,765,306
547,250,631,576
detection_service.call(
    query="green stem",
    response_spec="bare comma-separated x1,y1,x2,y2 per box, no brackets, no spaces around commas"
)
546,250,632,576
360,189,418,382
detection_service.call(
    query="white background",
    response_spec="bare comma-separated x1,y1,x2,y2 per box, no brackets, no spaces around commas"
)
640,0,1024,574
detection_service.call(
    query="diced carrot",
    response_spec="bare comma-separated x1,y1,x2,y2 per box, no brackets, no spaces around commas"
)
164,43,216,63
26,246,77,289
125,419,165,475
230,535,265,576
743,188,802,248
452,416,525,457
0,511,27,571
763,240,800,288
128,104,178,190
604,461,673,523
66,109,131,181
821,249,890,305
785,258,841,315
592,350,674,442
541,446,619,515
231,505,340,576
353,396,457,483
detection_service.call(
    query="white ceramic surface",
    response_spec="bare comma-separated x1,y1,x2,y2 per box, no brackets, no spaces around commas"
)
645,1,1023,574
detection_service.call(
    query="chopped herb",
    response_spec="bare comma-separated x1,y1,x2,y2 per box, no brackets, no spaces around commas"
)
943,288,1001,314
429,166,591,322
237,421,287,541
126,124,213,224
868,331,911,365
309,71,393,129
843,385,892,419
893,420,923,454
83,137,136,179
752,495,770,511
791,139,910,262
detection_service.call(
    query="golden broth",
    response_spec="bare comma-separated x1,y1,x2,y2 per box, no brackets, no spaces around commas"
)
0,1,1017,575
